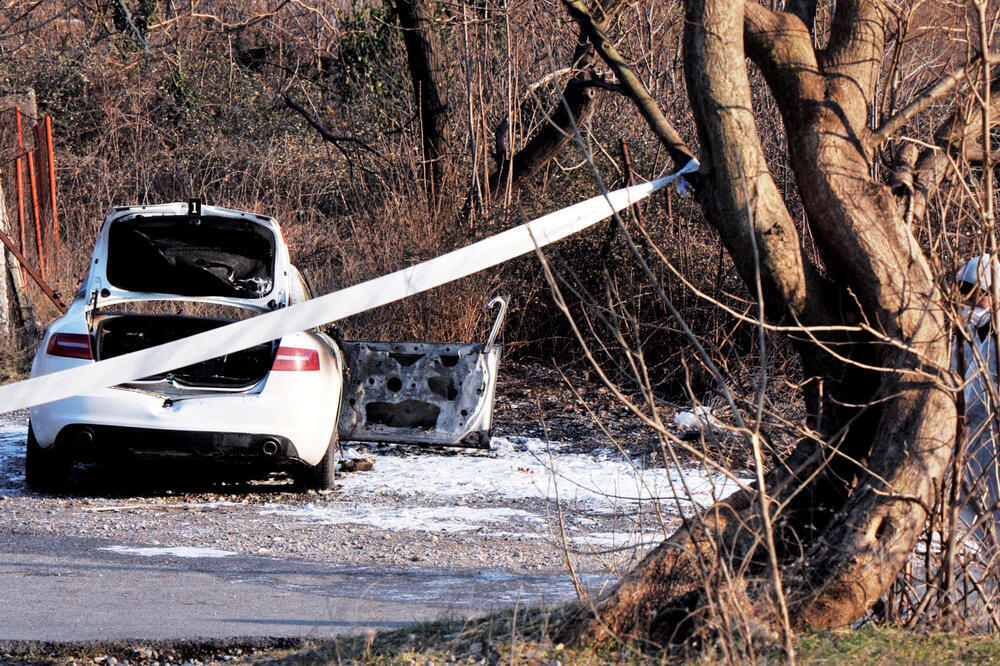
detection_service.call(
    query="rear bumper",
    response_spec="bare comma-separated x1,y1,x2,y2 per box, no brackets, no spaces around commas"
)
50,424,300,462
29,381,339,466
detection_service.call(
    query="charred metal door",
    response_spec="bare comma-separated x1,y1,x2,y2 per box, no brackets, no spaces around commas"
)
336,298,505,448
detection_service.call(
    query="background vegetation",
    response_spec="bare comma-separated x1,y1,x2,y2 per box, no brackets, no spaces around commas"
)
0,0,773,408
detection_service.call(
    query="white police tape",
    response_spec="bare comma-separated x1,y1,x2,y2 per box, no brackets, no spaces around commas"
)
0,159,699,412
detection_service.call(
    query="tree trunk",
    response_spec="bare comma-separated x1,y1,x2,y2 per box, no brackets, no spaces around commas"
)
0,89,38,340
391,0,453,200
559,0,958,644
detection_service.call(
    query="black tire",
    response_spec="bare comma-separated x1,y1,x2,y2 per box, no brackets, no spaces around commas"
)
24,423,66,493
302,435,338,491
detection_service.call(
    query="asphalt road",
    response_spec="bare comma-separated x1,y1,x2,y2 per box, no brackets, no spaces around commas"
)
0,533,588,641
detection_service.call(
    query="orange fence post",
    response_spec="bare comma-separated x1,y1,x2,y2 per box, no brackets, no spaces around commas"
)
27,123,44,280
0,225,65,313
44,116,58,264
14,108,27,285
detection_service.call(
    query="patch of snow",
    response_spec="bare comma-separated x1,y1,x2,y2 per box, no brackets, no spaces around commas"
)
83,501,240,512
263,436,748,537
0,422,26,497
337,436,744,515
261,503,543,533
571,531,667,550
673,406,720,433
100,545,237,558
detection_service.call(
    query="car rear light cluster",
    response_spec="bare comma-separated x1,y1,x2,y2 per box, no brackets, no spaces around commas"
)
271,346,320,371
46,333,93,359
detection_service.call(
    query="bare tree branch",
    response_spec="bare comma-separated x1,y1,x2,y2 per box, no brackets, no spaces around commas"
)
486,2,626,202
909,73,1000,222
561,0,697,173
112,0,151,54
282,94,379,156
488,77,598,201
872,53,1000,147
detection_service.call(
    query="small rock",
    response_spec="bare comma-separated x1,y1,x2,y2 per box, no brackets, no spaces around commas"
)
340,457,376,473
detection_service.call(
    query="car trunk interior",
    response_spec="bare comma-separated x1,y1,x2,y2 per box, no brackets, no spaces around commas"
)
106,214,276,299
96,314,277,389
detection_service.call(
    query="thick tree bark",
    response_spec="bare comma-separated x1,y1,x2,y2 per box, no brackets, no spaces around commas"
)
391,0,453,199
560,0,957,644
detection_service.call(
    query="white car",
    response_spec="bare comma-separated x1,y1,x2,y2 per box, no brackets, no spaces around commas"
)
27,200,344,490
27,200,504,492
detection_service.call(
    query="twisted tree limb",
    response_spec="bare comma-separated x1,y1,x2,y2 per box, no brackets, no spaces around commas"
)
485,2,627,203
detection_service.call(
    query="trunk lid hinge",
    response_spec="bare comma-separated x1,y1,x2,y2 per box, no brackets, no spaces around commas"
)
86,288,99,335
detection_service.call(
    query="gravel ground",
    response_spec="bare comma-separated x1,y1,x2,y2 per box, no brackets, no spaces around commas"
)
0,363,734,582
0,362,754,665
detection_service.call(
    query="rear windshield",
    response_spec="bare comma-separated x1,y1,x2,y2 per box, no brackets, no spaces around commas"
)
106,215,276,299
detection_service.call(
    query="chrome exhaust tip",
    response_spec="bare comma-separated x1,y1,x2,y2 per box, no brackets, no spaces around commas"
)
76,427,95,446
261,439,279,457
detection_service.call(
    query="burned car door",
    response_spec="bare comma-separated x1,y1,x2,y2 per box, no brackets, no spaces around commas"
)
337,297,506,448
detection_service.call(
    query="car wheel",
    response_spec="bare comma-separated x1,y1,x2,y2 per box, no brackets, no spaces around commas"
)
302,435,338,491
24,423,66,493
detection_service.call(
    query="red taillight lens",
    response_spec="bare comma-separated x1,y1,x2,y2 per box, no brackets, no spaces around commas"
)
272,347,320,371
46,333,93,359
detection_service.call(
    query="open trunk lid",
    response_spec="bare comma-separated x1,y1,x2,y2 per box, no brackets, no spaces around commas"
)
85,201,291,313
337,298,506,448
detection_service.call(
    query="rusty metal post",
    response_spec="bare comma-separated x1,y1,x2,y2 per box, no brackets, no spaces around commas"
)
27,123,44,279
0,224,65,313
14,108,27,286
44,116,58,265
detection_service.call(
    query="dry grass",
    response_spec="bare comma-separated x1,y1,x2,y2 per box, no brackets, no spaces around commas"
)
0,1,751,384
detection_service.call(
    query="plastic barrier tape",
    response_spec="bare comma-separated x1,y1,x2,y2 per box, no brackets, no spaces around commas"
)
0,159,698,412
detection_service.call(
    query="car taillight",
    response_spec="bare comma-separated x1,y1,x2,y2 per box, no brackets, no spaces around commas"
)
46,333,93,359
272,347,320,371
